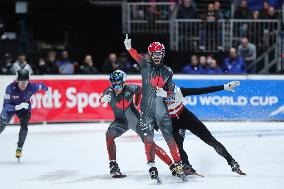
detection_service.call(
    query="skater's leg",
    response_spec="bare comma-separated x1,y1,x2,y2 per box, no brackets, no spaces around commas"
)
105,122,128,161
157,113,181,163
184,110,235,164
106,122,128,175
16,110,31,149
0,111,14,134
133,121,173,166
172,127,190,165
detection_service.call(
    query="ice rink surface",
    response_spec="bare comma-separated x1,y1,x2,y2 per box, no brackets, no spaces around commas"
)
0,122,284,189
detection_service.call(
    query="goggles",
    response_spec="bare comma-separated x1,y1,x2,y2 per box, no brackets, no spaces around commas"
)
152,51,163,59
111,82,124,90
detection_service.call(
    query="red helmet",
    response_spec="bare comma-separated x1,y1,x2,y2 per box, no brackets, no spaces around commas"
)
148,42,165,57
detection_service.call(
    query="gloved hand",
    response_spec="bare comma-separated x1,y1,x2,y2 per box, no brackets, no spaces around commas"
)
224,81,240,92
101,94,112,103
156,87,167,97
124,34,132,50
15,103,29,111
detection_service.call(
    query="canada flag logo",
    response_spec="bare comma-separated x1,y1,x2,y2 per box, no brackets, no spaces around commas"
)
150,76,166,88
116,98,131,110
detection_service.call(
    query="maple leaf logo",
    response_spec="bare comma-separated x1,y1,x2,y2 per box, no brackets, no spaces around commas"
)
150,76,166,88
116,98,131,110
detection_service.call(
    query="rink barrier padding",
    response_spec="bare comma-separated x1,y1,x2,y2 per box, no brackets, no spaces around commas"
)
0,75,283,123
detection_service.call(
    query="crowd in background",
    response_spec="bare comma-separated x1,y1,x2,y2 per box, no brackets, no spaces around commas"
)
0,50,145,75
182,37,256,74
0,0,282,75
0,36,256,75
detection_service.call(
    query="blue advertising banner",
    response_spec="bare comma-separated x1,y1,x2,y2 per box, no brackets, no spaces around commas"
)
173,75,284,121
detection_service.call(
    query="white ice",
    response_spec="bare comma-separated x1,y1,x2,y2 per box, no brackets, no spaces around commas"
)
0,122,284,189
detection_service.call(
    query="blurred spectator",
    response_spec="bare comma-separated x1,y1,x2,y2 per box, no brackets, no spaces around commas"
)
237,37,256,73
199,56,208,71
214,1,224,19
265,6,278,19
103,53,123,73
0,17,4,37
202,3,220,21
234,0,250,19
79,55,99,74
11,53,33,75
200,4,222,50
223,48,246,74
56,50,74,74
177,0,198,19
260,1,270,18
34,51,59,74
182,55,205,74
45,51,59,74
250,10,260,19
118,52,139,73
207,59,222,74
0,53,13,75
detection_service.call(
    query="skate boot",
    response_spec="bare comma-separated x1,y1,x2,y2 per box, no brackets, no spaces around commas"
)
174,162,187,182
183,164,204,177
183,164,196,175
169,163,177,176
230,160,246,176
109,160,126,178
148,162,161,184
15,147,22,162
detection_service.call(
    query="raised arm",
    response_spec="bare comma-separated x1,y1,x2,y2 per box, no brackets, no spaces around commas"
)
124,34,148,68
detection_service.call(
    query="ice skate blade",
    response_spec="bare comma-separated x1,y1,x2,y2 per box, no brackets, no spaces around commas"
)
112,173,126,178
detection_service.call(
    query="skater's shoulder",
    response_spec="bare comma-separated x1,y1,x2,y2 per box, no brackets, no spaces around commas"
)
163,65,173,75
104,86,113,94
6,81,18,91
125,84,140,92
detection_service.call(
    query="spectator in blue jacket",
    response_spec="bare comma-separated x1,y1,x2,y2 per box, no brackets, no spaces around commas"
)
223,48,246,74
56,50,74,74
207,59,223,74
182,55,205,74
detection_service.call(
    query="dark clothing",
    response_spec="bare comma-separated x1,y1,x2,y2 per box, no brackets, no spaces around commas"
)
223,56,246,74
0,81,48,148
202,11,220,20
128,48,180,163
182,65,206,74
177,5,198,19
79,64,99,74
2,82,48,112
170,86,235,166
103,84,172,165
172,109,235,166
0,109,31,148
234,7,250,19
34,60,59,75
207,67,223,74
102,59,124,73
102,84,141,124
0,63,13,74
0,18,4,36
